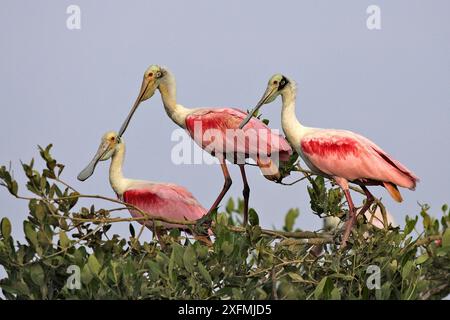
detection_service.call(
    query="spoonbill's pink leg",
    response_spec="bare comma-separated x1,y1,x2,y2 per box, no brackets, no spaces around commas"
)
239,164,250,226
206,161,232,217
341,185,375,247
356,185,375,224
340,187,356,248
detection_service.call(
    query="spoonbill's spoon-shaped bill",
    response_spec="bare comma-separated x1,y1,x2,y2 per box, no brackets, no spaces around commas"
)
239,75,289,129
118,66,162,137
77,134,117,181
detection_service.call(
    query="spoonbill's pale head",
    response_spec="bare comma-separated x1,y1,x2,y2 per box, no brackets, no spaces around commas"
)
141,65,164,101
239,74,291,129
77,131,123,181
118,65,167,137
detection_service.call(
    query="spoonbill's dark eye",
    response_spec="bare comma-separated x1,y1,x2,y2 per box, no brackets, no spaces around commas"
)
273,80,278,85
156,71,162,78
148,72,153,77
278,76,289,90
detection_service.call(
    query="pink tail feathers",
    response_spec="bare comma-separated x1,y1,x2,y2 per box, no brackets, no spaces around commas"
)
383,182,403,203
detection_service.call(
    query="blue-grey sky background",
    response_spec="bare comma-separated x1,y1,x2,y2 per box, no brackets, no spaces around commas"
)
0,1,449,256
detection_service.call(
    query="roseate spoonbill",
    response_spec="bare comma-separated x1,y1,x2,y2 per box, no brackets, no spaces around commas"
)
77,131,207,238
240,74,419,246
117,65,292,225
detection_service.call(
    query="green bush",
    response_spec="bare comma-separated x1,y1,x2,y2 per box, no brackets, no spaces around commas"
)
0,145,448,299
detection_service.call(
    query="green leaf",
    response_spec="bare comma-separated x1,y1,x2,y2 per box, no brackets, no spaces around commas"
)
147,260,162,280
37,230,52,247
30,264,45,286
404,216,418,236
59,231,70,249
226,198,234,214
108,261,120,284
284,208,299,232
172,243,185,266
221,241,234,256
57,164,65,177
248,208,259,226
314,277,333,299
183,245,197,273
1,217,12,239
24,221,38,248
330,273,354,281
401,261,415,279
1,281,30,297
330,287,341,300
67,192,79,210
168,249,176,283
198,262,212,286
81,264,93,285
415,254,429,265
195,244,208,259
169,228,181,238
39,176,47,192
376,282,392,300
287,272,304,282
232,287,243,299
10,180,18,196
420,207,432,230
35,204,46,221
442,228,450,248
237,198,245,214
87,254,101,275
217,213,228,226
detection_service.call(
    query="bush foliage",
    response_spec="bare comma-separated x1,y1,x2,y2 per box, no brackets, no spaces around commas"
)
0,145,449,300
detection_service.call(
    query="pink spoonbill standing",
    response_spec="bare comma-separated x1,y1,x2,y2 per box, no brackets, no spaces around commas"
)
117,65,292,225
77,131,208,238
240,74,419,246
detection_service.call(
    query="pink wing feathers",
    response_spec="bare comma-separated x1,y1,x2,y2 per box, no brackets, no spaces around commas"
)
122,182,207,229
185,108,292,162
300,129,419,190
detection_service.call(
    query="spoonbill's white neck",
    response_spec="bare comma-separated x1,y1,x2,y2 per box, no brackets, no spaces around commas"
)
280,82,310,143
158,71,191,128
109,144,128,196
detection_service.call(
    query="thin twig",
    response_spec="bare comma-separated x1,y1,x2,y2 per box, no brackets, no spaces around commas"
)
271,267,278,300
278,175,311,186
53,176,80,194
414,235,442,247
227,225,332,240
278,237,333,246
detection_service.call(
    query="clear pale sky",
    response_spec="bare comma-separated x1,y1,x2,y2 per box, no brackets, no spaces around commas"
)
1,1,449,250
